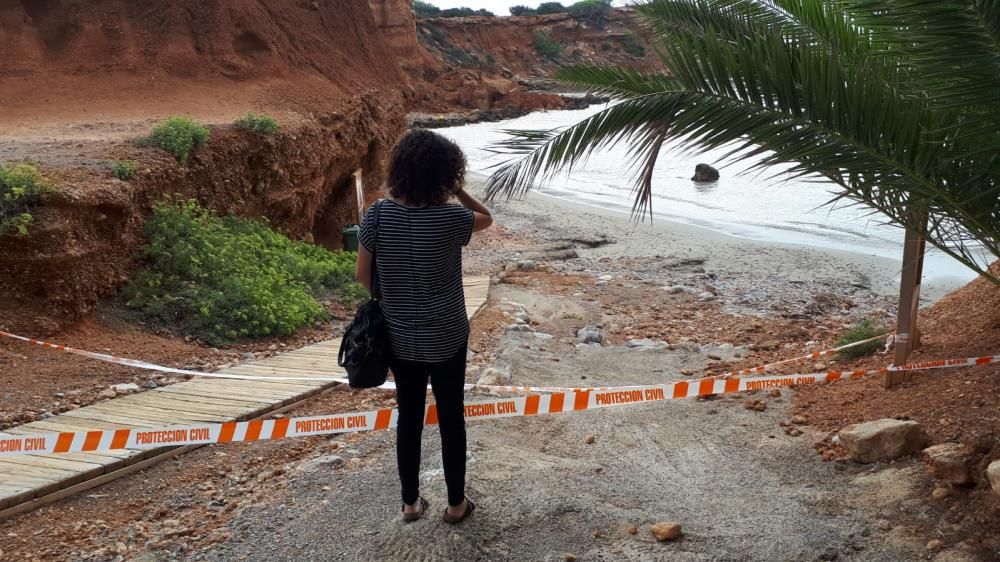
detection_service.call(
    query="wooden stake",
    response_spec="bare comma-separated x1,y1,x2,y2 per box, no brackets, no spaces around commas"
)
886,216,928,388
353,168,365,223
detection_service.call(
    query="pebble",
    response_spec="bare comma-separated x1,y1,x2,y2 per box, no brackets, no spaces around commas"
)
931,487,950,500
98,388,117,399
144,380,158,389
875,519,892,531
926,539,943,552
585,435,595,445
564,555,577,562
53,392,64,399
650,522,682,541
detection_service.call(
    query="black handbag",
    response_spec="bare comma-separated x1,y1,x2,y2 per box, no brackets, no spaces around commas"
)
338,200,391,388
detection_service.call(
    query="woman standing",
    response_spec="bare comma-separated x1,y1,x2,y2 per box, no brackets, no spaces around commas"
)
355,129,493,523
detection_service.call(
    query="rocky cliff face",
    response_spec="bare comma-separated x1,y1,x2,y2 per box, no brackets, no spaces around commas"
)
0,0,409,332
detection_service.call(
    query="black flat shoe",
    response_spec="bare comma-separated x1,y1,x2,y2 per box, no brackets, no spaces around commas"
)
402,496,429,522
442,496,475,524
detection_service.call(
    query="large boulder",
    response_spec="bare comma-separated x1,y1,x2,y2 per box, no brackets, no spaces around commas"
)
576,325,604,345
987,460,1000,496
922,443,974,485
839,419,928,463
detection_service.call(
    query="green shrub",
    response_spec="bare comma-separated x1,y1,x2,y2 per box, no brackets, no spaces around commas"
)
509,5,536,15
622,32,646,58
533,30,562,59
568,0,612,25
112,160,137,181
123,199,363,344
835,319,889,359
413,0,440,17
234,112,279,135
146,117,210,165
536,2,567,14
0,162,49,236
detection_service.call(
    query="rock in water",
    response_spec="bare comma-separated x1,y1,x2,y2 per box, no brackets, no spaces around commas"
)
576,325,604,345
839,419,927,463
986,460,1000,495
922,443,973,485
650,522,682,541
691,163,719,182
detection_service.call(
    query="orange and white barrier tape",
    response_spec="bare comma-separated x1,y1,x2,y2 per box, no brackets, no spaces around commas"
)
1,352,996,457
709,333,889,380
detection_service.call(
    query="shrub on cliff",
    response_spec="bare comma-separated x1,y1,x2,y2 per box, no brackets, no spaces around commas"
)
234,112,279,135
145,117,210,165
621,32,645,58
123,199,362,344
0,162,49,236
836,319,889,359
568,0,612,26
509,5,536,16
537,2,567,14
533,31,562,59
112,160,137,181
413,1,440,18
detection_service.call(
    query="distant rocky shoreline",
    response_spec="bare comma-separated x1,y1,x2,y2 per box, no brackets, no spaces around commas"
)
408,93,611,129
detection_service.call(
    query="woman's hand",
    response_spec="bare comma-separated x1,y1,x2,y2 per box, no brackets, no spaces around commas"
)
456,188,493,232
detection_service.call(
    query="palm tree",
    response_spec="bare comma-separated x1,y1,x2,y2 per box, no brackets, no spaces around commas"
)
485,0,1000,285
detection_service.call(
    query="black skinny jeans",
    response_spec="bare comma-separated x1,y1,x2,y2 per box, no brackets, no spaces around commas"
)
391,345,467,507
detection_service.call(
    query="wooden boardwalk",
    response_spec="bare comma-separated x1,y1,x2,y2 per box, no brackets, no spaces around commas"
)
0,276,489,518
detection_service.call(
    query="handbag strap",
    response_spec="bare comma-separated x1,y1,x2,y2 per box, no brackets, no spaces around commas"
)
371,199,385,300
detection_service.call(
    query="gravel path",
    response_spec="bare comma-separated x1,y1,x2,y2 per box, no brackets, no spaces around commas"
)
203,306,926,562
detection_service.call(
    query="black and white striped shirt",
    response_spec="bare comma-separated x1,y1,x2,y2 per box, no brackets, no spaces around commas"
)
359,199,475,363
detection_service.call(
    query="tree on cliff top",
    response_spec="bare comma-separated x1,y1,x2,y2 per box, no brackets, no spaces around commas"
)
510,5,537,15
414,1,495,18
485,0,1000,284
537,2,568,14
413,1,440,18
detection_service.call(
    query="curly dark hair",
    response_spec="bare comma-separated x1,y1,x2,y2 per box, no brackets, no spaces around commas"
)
388,129,466,206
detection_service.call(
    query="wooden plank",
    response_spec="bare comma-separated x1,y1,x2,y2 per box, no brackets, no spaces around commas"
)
0,472,60,496
144,389,271,409
60,408,212,428
0,460,92,487
156,386,278,405
84,403,231,424
888,218,927,388
0,485,36,511
0,455,106,478
122,394,252,417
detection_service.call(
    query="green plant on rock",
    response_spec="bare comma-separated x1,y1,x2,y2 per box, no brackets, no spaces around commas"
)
145,116,210,165
836,319,889,359
621,32,645,57
0,162,49,236
532,30,562,59
122,199,363,344
234,112,279,135
112,160,137,181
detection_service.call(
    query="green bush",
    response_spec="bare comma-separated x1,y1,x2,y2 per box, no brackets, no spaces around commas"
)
234,112,279,135
533,30,562,59
509,5,536,15
413,0,440,17
536,2,567,14
123,199,363,344
112,160,137,181
568,0,612,25
835,319,889,359
146,117,210,165
0,162,49,236
622,32,646,58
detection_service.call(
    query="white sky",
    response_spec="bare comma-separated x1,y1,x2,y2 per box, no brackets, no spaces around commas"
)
429,0,628,14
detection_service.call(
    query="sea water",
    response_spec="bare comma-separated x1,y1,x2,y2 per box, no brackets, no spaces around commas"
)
438,104,987,287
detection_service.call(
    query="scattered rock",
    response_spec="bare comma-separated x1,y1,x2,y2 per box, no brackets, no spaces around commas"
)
743,399,767,412
875,519,892,532
626,338,667,351
691,163,720,182
477,368,513,387
53,392,65,399
931,486,951,500
927,539,944,552
98,388,117,399
534,333,554,340
111,383,141,395
839,419,927,463
791,415,807,425
813,362,827,371
242,352,256,362
309,455,344,468
144,380,158,390
922,443,974,485
650,522,682,542
986,460,1000,495
626,526,638,535
564,555,577,562
585,435,595,445
505,323,534,334
576,326,604,345
665,285,689,294
697,292,716,302
706,353,723,361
